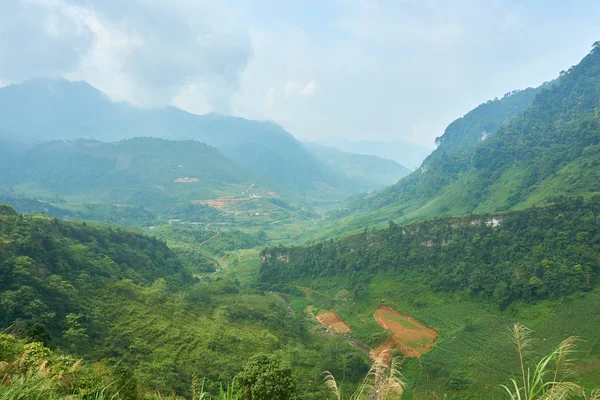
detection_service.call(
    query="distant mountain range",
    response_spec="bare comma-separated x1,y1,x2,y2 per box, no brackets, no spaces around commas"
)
303,142,410,190
0,77,332,195
316,137,433,169
0,78,419,219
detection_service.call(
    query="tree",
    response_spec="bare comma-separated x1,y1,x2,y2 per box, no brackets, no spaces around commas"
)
6,320,51,345
62,313,88,353
236,353,297,400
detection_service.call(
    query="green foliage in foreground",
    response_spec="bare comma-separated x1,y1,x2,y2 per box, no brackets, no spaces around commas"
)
260,197,600,306
0,206,370,398
0,210,184,339
236,353,297,400
324,354,405,400
501,323,599,400
0,333,133,399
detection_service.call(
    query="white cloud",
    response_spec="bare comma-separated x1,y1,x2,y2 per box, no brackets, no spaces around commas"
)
300,81,317,97
0,0,93,80
231,0,600,147
3,0,600,147
1,0,253,113
171,82,213,115
284,80,318,97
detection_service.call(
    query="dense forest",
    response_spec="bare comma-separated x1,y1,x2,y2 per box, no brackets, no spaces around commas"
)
350,85,544,211
261,197,600,306
0,205,185,342
348,42,600,221
0,205,370,398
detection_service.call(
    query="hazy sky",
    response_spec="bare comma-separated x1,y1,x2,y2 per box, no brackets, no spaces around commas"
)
2,0,600,146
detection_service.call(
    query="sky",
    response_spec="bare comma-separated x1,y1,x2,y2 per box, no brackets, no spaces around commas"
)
1,0,600,147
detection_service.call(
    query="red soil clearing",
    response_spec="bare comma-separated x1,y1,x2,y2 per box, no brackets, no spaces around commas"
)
370,306,437,361
316,311,351,333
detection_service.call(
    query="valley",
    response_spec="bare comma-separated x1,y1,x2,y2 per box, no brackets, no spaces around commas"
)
1,29,600,400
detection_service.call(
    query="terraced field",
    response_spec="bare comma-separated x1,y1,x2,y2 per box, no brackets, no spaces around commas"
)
371,306,437,361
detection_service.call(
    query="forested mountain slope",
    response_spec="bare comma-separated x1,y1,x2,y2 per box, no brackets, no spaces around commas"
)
352,85,543,214
0,137,260,220
0,207,185,342
4,137,250,191
261,197,600,305
0,78,340,194
350,43,600,221
0,206,370,397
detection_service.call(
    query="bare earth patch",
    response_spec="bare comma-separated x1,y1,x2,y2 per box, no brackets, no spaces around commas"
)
370,306,437,361
316,311,351,333
175,177,198,183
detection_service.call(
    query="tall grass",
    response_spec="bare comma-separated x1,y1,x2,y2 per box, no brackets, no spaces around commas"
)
324,351,405,400
189,375,240,400
501,323,600,400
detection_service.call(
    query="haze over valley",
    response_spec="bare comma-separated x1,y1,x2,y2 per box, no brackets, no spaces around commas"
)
1,2,600,399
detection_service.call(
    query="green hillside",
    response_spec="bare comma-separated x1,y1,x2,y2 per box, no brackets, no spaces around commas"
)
351,85,544,215
0,137,308,225
261,197,599,304
7,137,250,196
250,42,600,396
259,198,600,398
347,43,600,224
0,78,348,195
0,206,370,398
0,206,185,341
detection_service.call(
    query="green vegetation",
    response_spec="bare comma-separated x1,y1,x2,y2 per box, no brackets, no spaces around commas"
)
501,323,599,400
0,77,365,197
0,206,370,398
0,137,318,230
266,271,600,399
261,197,600,306
236,353,297,400
0,206,185,342
2,35,600,400
259,196,600,398
330,43,600,236
324,354,405,400
0,333,137,399
149,225,266,274
1,137,252,210
349,84,544,214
